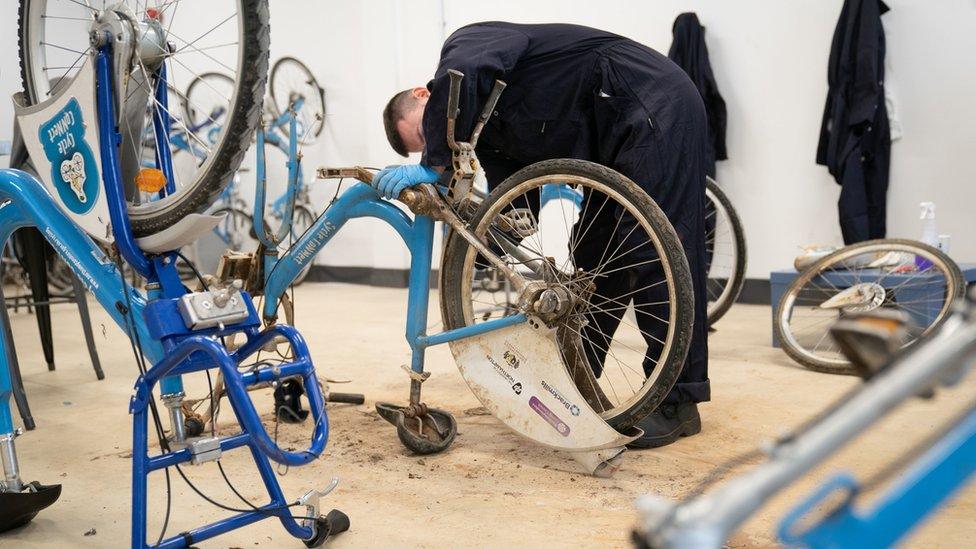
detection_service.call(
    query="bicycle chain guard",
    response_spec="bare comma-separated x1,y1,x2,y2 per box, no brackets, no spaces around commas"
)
448,315,640,477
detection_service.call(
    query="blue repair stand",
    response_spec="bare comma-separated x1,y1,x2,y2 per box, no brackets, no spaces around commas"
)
770,264,976,347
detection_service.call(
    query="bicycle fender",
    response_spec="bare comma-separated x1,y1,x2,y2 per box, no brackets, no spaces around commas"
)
448,315,639,457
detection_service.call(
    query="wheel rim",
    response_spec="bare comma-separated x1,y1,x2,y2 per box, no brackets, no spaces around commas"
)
704,183,740,319
778,242,961,368
270,57,325,145
20,0,249,221
458,174,680,421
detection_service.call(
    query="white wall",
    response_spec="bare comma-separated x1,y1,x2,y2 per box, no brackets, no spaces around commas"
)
2,1,975,278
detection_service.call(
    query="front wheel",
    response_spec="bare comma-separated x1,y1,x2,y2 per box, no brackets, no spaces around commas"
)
18,0,270,237
439,159,694,430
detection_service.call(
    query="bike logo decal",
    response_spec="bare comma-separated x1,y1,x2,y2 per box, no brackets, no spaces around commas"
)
503,350,520,369
485,353,518,386
529,396,570,437
541,379,581,416
39,98,100,214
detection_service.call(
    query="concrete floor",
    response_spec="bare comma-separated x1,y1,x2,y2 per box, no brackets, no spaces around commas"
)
1,282,974,548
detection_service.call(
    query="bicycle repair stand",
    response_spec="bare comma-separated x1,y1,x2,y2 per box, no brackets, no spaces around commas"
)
2,30,345,548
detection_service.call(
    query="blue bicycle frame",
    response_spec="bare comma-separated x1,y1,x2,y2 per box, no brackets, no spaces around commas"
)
1,35,331,549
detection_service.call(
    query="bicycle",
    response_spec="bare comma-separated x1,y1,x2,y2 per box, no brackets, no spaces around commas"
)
191,58,325,284
638,289,976,548
775,239,964,375
7,2,350,546
205,69,697,467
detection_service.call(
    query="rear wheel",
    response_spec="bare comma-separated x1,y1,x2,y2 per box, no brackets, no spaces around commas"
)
775,239,964,374
440,159,694,430
18,0,270,237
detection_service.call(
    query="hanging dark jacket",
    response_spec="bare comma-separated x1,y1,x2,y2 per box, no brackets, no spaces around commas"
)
816,0,892,244
668,12,727,177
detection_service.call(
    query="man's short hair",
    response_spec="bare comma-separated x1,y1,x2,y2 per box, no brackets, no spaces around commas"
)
383,89,416,157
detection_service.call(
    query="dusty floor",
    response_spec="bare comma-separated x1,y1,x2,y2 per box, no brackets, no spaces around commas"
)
1,283,973,548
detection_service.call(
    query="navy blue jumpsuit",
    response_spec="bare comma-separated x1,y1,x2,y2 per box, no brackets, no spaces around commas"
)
422,22,709,405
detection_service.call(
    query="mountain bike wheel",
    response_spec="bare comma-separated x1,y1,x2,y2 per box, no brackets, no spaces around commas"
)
704,177,746,325
269,56,325,145
18,0,269,237
440,159,694,430
288,204,316,285
775,239,965,375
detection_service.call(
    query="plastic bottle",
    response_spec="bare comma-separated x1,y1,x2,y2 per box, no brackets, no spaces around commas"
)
916,202,938,270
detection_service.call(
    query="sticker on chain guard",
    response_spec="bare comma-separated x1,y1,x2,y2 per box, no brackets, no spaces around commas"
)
448,316,637,451
39,98,100,214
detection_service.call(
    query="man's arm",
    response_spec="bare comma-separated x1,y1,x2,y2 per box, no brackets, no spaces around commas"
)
421,24,530,168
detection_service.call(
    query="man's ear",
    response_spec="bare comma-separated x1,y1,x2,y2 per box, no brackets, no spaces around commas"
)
411,87,430,100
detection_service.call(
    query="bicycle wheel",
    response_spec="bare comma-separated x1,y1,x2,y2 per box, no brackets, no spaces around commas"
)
183,71,236,145
212,206,256,253
775,239,965,375
46,254,74,293
18,0,269,237
269,56,325,145
288,204,317,285
440,159,694,430
704,177,746,325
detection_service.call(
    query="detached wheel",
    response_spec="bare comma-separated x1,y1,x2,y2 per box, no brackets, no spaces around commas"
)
775,238,964,375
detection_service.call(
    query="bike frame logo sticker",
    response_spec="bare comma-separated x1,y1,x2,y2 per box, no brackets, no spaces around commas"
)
39,98,100,214
529,396,570,437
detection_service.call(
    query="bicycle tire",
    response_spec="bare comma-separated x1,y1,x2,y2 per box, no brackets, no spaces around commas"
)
704,177,747,325
439,159,694,430
18,0,270,238
183,71,236,133
269,56,325,145
774,238,965,375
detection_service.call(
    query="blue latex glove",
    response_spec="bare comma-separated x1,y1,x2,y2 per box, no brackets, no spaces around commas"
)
371,164,440,200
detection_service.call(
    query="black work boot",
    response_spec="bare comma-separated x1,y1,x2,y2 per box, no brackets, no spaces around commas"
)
628,402,701,449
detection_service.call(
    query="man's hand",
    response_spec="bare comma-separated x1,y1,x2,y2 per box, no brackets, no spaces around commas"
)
371,164,440,200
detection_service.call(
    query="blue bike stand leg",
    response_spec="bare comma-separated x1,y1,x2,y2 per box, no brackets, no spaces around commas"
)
132,405,150,547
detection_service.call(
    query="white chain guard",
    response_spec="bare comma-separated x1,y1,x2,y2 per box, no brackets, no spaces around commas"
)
448,316,639,457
